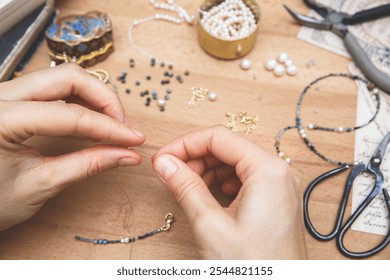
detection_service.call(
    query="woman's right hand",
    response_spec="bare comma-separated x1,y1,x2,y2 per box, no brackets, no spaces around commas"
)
152,126,307,259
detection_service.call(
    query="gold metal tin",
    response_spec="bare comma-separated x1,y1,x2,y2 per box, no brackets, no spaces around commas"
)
198,0,260,60
45,11,113,67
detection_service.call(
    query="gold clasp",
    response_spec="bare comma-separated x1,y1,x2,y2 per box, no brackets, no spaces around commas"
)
160,213,174,232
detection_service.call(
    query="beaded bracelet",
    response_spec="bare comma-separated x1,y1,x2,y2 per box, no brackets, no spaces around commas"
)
75,213,174,245
275,73,381,166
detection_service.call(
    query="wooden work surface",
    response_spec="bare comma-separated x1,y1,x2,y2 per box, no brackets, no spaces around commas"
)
0,0,389,260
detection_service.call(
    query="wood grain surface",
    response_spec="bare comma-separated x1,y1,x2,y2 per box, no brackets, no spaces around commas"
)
0,0,388,260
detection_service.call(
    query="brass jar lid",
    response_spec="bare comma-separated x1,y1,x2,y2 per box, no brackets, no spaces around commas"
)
198,0,260,60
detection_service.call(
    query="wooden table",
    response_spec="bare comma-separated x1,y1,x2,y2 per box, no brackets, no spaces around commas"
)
0,0,388,260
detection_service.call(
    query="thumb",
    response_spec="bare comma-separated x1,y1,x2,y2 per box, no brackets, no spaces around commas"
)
152,154,225,223
31,145,141,195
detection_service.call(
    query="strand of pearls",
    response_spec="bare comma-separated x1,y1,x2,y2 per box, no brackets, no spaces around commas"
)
200,0,257,40
129,0,194,62
150,0,194,24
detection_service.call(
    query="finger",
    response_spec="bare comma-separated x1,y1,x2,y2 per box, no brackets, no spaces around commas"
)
152,154,228,223
201,165,236,187
0,63,128,124
1,101,144,145
221,176,241,196
28,145,142,195
153,125,278,182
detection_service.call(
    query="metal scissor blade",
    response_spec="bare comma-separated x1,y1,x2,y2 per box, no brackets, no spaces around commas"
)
371,132,390,165
284,5,332,30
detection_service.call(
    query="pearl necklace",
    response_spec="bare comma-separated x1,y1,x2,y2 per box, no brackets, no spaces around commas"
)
128,0,194,63
199,0,257,40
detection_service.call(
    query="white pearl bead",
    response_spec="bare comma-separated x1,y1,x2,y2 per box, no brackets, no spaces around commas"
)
273,65,285,76
240,58,251,70
337,127,344,133
277,52,289,63
372,88,379,94
308,124,315,130
265,59,277,70
284,59,293,67
157,99,166,107
124,238,130,244
287,65,298,76
208,92,218,101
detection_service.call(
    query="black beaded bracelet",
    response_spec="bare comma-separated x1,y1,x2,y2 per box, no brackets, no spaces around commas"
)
74,213,174,245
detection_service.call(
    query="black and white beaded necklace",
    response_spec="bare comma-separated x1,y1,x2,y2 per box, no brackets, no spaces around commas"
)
275,73,381,166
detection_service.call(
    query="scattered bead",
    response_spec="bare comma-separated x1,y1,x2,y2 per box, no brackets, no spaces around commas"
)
176,75,183,83
161,79,170,85
146,75,152,80
159,107,165,112
129,58,135,67
125,88,131,94
240,58,251,70
135,80,141,86
165,95,171,100
166,88,172,94
284,59,293,67
265,59,277,70
287,65,298,76
273,65,285,76
160,62,165,67
168,64,174,70
208,91,218,102
157,99,166,107
150,58,156,67
277,52,288,63
184,70,190,76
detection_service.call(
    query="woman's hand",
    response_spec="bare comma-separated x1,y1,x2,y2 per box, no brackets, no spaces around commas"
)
0,64,145,231
152,126,307,259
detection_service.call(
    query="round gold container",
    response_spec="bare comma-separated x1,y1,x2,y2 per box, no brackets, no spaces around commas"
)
198,0,260,60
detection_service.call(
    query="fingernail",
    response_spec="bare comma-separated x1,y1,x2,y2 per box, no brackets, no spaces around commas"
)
118,157,139,167
154,155,178,180
132,129,144,138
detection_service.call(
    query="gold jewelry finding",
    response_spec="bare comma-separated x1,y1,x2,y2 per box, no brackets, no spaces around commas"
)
225,111,258,135
188,87,209,107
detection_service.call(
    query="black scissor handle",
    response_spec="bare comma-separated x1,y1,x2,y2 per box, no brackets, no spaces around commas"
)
337,188,390,259
303,165,351,241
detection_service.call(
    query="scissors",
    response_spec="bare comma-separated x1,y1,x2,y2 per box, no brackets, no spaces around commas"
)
303,132,390,258
284,0,390,95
